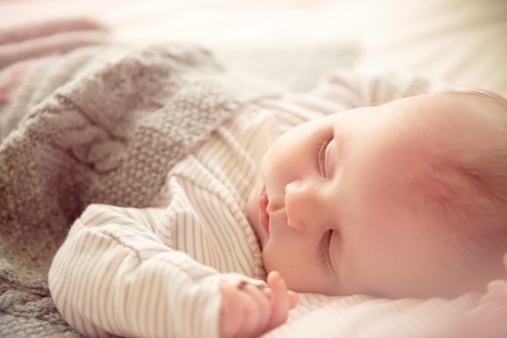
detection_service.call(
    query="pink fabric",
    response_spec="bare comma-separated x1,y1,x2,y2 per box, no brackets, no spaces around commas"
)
0,18,107,70
0,64,26,104
0,18,104,45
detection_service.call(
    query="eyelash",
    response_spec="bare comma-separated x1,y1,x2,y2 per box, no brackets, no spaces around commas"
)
315,134,332,178
318,230,334,272
314,132,334,271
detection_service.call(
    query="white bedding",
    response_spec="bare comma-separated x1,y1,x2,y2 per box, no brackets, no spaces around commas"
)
2,0,505,94
267,292,479,338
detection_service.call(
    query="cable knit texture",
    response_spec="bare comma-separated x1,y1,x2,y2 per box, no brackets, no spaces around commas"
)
0,27,278,336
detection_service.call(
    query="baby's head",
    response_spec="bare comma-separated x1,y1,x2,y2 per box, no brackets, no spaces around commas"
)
246,90,507,298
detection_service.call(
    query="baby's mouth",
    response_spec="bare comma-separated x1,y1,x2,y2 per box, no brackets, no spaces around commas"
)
259,185,270,235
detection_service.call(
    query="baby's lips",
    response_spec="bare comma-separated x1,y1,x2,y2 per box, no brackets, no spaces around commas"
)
259,185,270,233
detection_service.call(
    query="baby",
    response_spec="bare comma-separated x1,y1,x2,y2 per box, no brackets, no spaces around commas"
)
225,90,507,337
48,73,507,338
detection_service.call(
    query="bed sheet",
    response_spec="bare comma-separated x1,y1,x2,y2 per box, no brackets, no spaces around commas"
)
266,292,479,338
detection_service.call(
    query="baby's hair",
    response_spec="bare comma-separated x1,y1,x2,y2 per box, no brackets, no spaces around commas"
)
430,90,507,262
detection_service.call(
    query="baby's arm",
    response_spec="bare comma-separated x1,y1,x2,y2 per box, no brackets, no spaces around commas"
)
311,68,450,109
259,69,443,129
48,204,266,338
220,271,298,338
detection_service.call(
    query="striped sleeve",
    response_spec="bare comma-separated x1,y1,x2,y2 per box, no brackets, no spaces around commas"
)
310,68,439,107
259,68,442,125
48,204,255,338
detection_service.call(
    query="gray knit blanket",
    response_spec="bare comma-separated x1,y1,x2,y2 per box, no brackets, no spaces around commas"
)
0,20,277,337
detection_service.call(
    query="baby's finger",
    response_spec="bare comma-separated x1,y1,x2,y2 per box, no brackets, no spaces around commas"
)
242,284,271,335
264,279,298,309
266,271,290,330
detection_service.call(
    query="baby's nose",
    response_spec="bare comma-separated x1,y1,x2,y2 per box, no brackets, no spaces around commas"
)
285,180,322,232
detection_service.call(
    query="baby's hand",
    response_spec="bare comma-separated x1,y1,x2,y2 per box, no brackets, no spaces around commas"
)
219,271,298,338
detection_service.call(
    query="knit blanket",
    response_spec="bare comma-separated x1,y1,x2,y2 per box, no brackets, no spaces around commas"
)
0,20,277,337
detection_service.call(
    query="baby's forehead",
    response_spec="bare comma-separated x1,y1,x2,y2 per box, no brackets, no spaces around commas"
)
395,93,501,151
378,95,485,191
403,92,503,128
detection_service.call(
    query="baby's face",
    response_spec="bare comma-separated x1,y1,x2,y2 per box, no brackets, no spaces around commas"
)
247,93,495,298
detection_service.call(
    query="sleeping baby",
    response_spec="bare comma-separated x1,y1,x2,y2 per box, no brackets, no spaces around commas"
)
48,71,507,338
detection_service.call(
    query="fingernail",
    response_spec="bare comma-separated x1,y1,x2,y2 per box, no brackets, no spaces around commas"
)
268,271,280,282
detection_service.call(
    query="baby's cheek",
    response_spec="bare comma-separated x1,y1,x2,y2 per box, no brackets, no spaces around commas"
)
338,225,414,297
